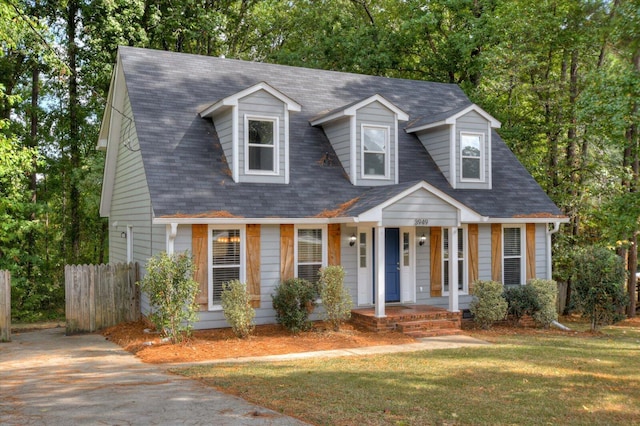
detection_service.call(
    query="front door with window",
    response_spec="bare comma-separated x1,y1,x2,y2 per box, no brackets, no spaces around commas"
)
385,228,401,302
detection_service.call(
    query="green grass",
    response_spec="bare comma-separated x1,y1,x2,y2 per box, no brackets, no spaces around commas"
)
176,324,640,425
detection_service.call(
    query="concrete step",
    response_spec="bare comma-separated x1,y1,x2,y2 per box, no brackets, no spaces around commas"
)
403,329,465,338
396,319,460,333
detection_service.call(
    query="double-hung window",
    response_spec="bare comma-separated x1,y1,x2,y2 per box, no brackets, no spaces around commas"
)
246,117,277,173
210,227,244,308
460,133,483,181
296,226,326,284
362,125,389,178
503,226,524,286
443,227,466,294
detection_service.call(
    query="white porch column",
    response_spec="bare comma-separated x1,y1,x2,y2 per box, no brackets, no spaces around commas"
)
166,223,178,255
375,226,386,318
448,226,459,312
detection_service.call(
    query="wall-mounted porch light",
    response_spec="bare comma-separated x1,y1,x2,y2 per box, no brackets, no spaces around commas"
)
418,234,426,246
349,233,357,247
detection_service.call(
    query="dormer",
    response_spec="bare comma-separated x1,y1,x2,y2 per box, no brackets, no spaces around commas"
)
406,104,501,190
199,82,301,184
310,95,409,186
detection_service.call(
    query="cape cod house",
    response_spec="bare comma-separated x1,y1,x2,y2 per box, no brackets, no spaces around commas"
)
98,47,567,332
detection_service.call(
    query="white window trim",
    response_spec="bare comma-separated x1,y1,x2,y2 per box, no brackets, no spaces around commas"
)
502,224,526,286
460,131,485,182
294,224,328,282
244,115,279,176
360,124,390,180
208,225,246,311
442,226,468,296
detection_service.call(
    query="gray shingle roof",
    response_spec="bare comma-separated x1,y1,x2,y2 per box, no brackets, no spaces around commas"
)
118,46,562,220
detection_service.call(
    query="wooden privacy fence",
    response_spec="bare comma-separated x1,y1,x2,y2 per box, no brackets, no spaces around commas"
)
65,263,140,334
0,270,10,342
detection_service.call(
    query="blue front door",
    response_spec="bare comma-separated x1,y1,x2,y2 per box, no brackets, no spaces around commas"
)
385,228,401,302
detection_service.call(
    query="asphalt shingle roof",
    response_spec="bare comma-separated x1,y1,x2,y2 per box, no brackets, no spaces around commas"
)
118,46,562,220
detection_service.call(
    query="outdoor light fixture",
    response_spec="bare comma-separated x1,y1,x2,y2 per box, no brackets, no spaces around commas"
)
121,231,127,239
349,233,357,247
419,234,426,246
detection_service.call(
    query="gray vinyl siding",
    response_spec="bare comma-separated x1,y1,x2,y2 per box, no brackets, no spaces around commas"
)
108,92,165,315
211,108,234,171
323,118,351,179
382,189,458,227
535,223,547,279
237,90,287,184
478,224,492,281
456,110,491,190
340,224,358,304
415,126,450,182
356,102,396,186
415,227,430,303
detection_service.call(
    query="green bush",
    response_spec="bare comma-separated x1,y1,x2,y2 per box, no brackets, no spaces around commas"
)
470,280,507,329
503,285,537,324
528,279,558,328
221,279,255,338
318,266,352,331
137,251,199,343
571,246,628,331
272,278,319,333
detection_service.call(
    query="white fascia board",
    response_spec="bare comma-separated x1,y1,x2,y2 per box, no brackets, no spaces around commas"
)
199,82,302,118
405,120,448,134
99,55,126,218
482,217,570,224
96,67,117,150
153,217,358,225
356,181,485,224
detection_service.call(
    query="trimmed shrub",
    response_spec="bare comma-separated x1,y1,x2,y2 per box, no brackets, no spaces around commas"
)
137,251,199,343
470,280,507,329
572,246,628,331
318,266,352,331
503,285,537,325
528,279,558,328
221,280,255,338
272,278,319,333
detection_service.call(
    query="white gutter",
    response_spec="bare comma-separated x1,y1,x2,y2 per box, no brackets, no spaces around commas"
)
153,217,359,226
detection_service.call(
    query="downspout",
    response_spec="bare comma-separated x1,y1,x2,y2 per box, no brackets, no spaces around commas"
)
546,222,561,280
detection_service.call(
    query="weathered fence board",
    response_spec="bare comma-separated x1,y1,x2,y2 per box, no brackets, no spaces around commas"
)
65,263,140,334
0,270,10,342
557,281,568,315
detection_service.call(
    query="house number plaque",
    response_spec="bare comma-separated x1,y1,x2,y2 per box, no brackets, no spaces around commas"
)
414,219,429,226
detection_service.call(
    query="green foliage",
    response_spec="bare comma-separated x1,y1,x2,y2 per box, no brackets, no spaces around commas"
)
503,285,537,325
571,247,628,331
137,251,199,343
318,266,352,331
527,279,558,328
221,279,255,338
470,280,507,329
272,278,319,333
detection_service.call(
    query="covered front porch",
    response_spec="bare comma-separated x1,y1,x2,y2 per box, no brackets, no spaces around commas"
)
351,305,462,338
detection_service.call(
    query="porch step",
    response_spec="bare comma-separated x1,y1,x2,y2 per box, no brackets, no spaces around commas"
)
403,329,465,338
350,306,463,336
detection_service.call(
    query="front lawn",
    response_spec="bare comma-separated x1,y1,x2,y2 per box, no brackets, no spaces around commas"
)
176,320,640,425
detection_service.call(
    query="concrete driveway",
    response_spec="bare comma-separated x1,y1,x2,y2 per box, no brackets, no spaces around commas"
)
0,327,307,425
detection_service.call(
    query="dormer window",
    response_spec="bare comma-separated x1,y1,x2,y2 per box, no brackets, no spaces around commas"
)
460,132,483,181
362,125,389,178
246,117,278,173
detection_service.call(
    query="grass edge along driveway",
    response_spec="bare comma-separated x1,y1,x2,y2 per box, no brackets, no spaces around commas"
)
176,325,640,425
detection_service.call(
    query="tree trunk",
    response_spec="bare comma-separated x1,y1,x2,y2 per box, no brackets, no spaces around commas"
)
67,0,81,263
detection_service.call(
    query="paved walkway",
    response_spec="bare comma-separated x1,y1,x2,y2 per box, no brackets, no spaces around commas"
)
0,327,489,425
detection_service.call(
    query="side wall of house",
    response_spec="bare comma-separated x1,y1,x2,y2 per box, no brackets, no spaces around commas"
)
108,91,165,314
415,126,450,180
323,118,351,179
